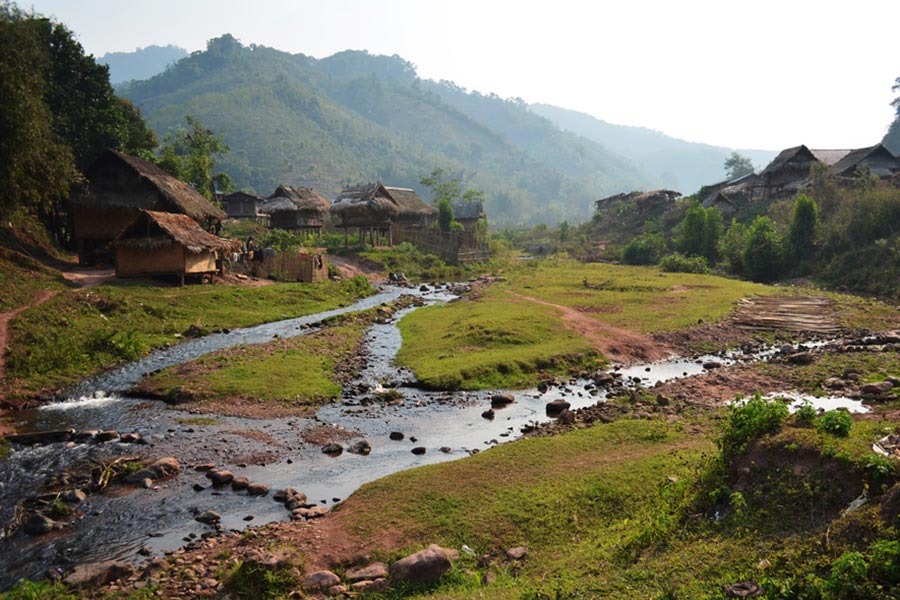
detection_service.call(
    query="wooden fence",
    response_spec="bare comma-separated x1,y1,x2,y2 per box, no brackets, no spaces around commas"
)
394,228,490,265
248,250,328,282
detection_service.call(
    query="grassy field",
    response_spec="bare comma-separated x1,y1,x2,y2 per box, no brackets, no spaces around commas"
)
396,259,773,390
325,404,900,600
5,277,373,399
136,317,369,413
0,247,70,312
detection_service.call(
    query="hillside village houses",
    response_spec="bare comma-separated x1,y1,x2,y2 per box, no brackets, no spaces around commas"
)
71,149,489,282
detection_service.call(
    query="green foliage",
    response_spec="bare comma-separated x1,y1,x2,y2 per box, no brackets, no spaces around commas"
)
0,579,78,600
224,560,298,600
724,151,755,179
824,552,869,599
815,409,853,438
719,394,789,461
677,202,722,262
720,219,747,275
658,252,709,274
742,215,783,282
157,115,229,200
869,540,900,586
788,193,819,264
793,401,817,427
623,233,667,265
436,197,454,232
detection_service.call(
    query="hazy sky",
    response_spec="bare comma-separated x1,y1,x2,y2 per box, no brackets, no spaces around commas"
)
27,0,900,151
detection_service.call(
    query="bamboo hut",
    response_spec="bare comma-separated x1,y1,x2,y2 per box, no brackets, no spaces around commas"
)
259,185,330,237
72,149,226,264
330,182,401,246
111,210,240,284
451,200,485,230
384,186,437,229
221,191,263,220
829,144,900,178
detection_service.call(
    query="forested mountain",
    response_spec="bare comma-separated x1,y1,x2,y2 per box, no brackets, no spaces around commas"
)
122,36,652,224
98,45,188,85
530,104,776,193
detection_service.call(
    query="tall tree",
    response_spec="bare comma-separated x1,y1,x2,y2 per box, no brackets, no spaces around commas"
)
724,152,754,180
742,216,782,282
788,193,819,263
158,116,230,200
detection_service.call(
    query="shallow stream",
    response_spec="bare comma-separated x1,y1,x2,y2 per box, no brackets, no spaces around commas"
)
0,285,868,589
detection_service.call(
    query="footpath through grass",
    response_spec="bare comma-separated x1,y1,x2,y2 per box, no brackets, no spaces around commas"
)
0,248,70,312
397,259,774,390
6,277,373,400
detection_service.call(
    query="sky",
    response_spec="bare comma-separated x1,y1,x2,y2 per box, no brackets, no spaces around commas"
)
26,0,900,151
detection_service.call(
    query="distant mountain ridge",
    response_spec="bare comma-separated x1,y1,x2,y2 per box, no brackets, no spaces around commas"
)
529,104,776,194
118,37,776,224
98,45,188,84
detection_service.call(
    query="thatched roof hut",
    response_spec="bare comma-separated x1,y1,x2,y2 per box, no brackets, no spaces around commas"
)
830,144,900,178
330,182,400,228
259,185,330,230
384,186,437,228
594,189,681,213
72,149,226,263
111,210,240,281
451,200,485,228
222,191,262,219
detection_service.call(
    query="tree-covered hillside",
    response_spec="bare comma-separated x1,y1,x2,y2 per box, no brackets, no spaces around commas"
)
883,76,900,154
121,36,652,225
530,103,776,194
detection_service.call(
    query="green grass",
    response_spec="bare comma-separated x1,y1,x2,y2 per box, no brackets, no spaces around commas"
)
397,294,600,390
5,277,373,399
0,247,71,312
139,320,368,408
396,259,776,390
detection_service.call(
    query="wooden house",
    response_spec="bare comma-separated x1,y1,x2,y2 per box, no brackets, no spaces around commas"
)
331,182,401,246
250,248,329,282
594,189,681,213
72,149,226,264
759,145,820,198
110,210,240,283
451,200,485,230
221,191,262,220
829,144,900,178
259,185,330,235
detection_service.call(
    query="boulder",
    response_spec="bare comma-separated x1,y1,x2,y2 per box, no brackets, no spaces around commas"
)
491,394,515,408
295,505,330,519
321,443,343,456
390,544,453,584
545,399,571,417
349,440,372,455
411,446,426,455
64,561,134,588
785,352,815,365
346,562,389,582
558,409,576,425
702,361,722,370
208,470,234,486
247,482,269,496
23,513,59,535
481,409,495,420
303,570,341,591
195,510,221,524
389,431,405,441
351,579,389,593
861,381,894,395
231,476,250,491
124,457,180,483
594,372,615,386
506,546,528,560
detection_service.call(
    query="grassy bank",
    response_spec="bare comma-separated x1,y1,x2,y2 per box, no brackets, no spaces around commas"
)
323,401,900,599
134,315,370,416
5,277,372,400
396,259,773,389
0,247,70,312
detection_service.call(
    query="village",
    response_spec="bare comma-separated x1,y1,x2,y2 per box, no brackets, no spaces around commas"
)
71,149,490,287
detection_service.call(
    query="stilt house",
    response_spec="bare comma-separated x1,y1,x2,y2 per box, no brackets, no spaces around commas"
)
259,185,331,236
330,182,401,246
72,149,226,264
110,210,240,283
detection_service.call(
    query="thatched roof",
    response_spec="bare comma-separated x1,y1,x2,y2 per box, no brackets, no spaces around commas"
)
222,191,261,202
595,189,681,210
810,149,852,166
330,182,400,226
81,149,226,221
759,145,816,177
260,185,330,215
830,144,900,177
112,210,240,254
451,200,484,222
384,187,437,219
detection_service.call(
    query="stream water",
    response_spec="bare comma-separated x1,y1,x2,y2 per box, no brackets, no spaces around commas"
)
0,285,869,589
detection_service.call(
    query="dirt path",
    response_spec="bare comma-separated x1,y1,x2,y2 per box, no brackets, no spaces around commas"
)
60,266,116,289
328,255,383,282
0,290,59,434
508,291,672,364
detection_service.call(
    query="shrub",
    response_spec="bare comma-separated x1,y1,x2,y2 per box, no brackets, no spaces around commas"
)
815,409,853,437
622,233,667,265
869,540,900,586
658,253,709,274
719,394,789,461
793,401,817,427
824,552,869,600
742,216,783,282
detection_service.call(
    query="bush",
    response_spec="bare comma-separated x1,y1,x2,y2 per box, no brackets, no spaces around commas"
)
719,394,789,461
870,540,900,586
825,552,869,600
793,401,817,427
815,409,853,437
658,253,709,274
622,233,667,265
742,216,783,282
